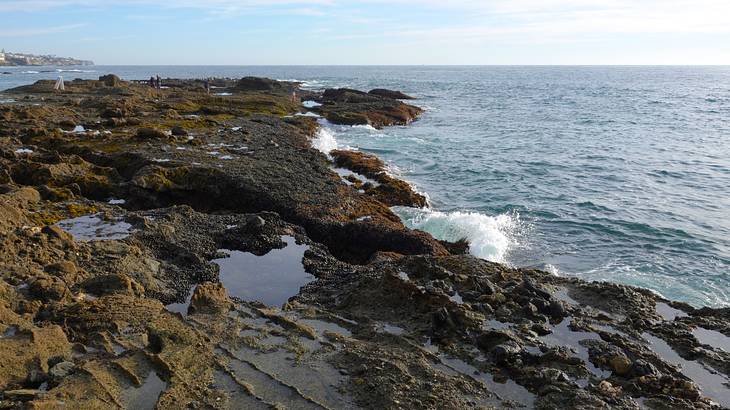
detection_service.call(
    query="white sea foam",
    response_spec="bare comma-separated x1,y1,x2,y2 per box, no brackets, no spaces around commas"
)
276,79,323,90
56,69,95,73
312,127,338,155
352,124,378,131
393,207,521,264
295,112,321,118
302,100,322,108
63,125,85,134
544,264,561,275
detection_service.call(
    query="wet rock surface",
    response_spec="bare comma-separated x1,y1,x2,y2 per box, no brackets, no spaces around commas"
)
0,76,729,409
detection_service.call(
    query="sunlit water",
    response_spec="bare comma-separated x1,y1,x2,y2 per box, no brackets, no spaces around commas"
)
2,65,729,307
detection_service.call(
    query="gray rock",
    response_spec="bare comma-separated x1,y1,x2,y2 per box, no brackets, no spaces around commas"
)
474,277,496,295
538,368,571,383
523,278,551,299
49,361,75,379
171,126,188,136
246,215,266,229
492,342,522,363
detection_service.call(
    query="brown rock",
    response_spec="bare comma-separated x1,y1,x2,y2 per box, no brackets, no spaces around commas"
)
80,274,145,297
609,354,633,376
99,74,121,87
136,127,169,140
4,389,41,401
171,126,188,136
330,150,427,208
325,111,369,126
598,380,622,397
0,325,71,390
59,295,164,333
41,225,74,245
29,275,70,301
44,261,78,277
188,282,233,315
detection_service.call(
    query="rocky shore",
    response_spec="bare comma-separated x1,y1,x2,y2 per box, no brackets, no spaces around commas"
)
0,75,729,409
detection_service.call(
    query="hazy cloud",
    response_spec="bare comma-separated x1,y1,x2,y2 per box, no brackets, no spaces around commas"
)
0,23,86,37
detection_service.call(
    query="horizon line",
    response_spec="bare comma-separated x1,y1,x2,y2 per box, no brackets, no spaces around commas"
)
23,63,730,67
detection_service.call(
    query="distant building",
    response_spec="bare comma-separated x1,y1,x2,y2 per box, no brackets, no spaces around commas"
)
0,49,93,66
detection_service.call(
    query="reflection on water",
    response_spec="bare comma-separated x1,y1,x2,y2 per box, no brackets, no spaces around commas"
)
215,236,313,307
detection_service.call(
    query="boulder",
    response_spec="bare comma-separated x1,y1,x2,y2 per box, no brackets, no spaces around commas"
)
99,74,122,87
80,274,145,297
609,354,633,376
29,275,70,301
49,361,75,379
170,126,187,136
136,127,169,140
41,225,74,244
99,74,121,87
491,342,522,364
101,108,125,118
188,282,233,315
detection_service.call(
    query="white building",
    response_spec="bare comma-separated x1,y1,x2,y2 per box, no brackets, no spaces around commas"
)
0,50,6,63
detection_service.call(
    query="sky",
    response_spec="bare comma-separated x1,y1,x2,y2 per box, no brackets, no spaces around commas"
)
1,0,730,65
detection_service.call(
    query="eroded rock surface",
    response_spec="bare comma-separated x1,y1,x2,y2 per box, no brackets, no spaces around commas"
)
0,76,729,409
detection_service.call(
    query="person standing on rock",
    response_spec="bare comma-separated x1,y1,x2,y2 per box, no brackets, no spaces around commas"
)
156,75,161,89
149,76,155,88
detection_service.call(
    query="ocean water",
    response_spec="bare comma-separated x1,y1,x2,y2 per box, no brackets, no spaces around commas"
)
2,65,729,308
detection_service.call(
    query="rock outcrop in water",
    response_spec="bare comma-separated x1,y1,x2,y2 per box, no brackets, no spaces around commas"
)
0,75,729,409
308,88,423,128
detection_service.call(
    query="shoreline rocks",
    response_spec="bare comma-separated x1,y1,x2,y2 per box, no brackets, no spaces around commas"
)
0,75,728,409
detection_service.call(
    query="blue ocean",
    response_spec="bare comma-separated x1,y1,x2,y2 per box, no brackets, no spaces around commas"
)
2,65,728,308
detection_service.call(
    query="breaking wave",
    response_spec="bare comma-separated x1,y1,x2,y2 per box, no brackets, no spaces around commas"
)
393,207,523,264
311,127,338,155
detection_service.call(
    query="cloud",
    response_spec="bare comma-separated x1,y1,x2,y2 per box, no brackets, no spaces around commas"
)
0,23,86,37
0,0,334,13
409,1,728,31
331,0,730,45
3,0,729,44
